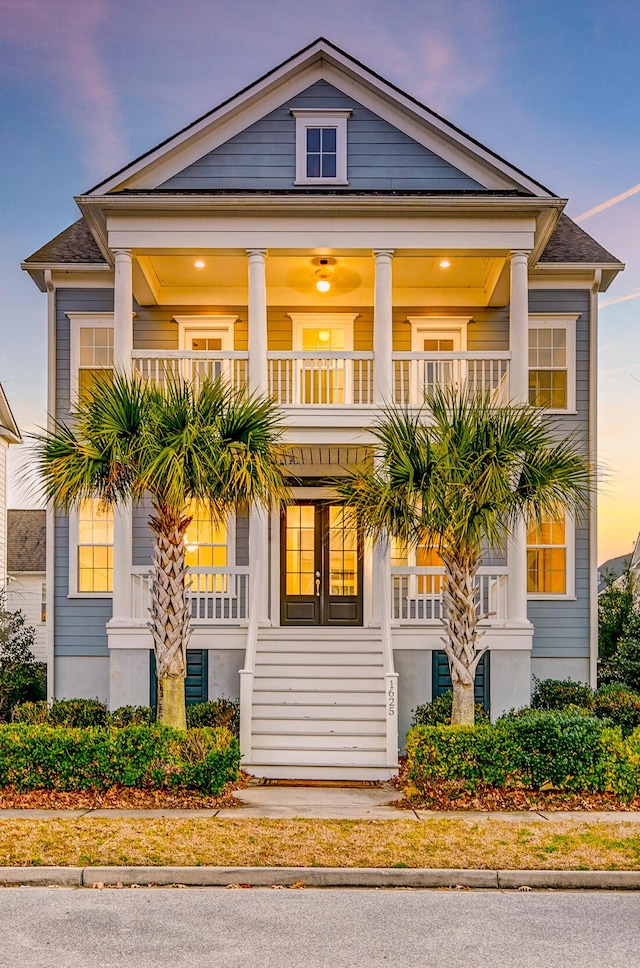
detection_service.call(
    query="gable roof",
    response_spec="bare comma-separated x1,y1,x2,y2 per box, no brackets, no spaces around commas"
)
86,38,555,197
538,214,622,266
6,510,46,573
0,384,20,444
24,218,106,266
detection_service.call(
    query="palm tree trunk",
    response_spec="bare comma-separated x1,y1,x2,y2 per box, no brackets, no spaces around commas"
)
441,552,484,726
148,505,191,730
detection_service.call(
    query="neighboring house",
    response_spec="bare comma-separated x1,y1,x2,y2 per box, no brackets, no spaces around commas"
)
598,552,632,594
0,384,21,593
6,510,47,661
22,39,624,779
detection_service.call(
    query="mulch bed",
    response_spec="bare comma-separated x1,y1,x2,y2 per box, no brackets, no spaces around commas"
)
0,777,247,810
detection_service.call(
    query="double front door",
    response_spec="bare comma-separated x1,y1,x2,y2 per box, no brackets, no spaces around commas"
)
281,502,362,626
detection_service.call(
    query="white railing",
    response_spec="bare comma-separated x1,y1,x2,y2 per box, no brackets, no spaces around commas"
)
267,351,374,405
131,566,250,625
132,351,248,390
239,558,261,763
391,567,508,624
392,352,510,405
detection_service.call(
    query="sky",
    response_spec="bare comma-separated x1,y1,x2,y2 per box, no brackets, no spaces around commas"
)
1,0,640,563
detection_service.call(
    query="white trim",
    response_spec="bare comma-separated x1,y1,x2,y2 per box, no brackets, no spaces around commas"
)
289,313,357,352
589,272,600,688
292,109,350,185
528,313,578,413
67,313,114,402
407,316,471,352
68,501,114,599
174,314,238,351
526,509,575,600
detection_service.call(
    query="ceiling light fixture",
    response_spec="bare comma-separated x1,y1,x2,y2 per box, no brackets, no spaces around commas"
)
318,330,331,342
194,260,206,269
439,259,451,269
315,257,334,293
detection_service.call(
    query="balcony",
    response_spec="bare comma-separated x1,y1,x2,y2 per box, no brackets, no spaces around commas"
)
391,566,508,624
131,566,250,625
132,351,248,390
392,352,510,406
267,352,374,406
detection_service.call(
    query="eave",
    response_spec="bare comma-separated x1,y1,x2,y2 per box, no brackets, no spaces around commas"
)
20,261,111,293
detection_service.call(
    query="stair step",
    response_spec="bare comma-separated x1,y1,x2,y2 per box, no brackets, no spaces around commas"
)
252,690,385,705
247,749,389,766
251,703,386,720
243,764,398,781
253,677,384,692
254,665,384,679
256,639,382,653
251,734,386,751
252,719,386,735
254,652,384,666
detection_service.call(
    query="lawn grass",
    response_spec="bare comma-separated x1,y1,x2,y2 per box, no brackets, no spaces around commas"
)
0,818,639,870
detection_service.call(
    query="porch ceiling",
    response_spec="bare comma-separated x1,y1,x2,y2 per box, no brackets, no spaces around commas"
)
133,251,509,307
279,445,372,477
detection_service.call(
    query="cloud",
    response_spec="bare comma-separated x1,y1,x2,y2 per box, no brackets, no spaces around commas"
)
600,291,640,309
1,0,127,179
575,183,640,223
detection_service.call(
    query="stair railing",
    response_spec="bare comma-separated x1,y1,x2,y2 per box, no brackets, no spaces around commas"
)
376,542,399,767
239,560,260,763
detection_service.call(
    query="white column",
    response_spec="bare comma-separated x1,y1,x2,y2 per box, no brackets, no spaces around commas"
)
111,249,133,626
113,249,133,372
507,250,531,626
373,249,394,405
249,506,270,625
247,249,268,393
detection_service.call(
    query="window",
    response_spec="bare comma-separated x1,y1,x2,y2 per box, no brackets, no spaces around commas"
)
408,317,470,352
68,314,114,405
391,538,443,596
71,499,113,595
292,110,351,185
185,500,230,595
528,315,578,412
40,583,46,624
527,509,574,597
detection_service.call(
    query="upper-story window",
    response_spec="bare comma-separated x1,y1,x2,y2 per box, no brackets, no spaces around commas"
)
69,498,114,597
526,509,574,598
292,110,351,185
68,314,114,406
528,315,578,413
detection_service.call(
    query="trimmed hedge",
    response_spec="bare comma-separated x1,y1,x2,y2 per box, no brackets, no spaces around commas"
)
186,698,240,734
412,689,489,726
530,677,594,712
406,711,640,800
0,724,240,795
12,698,240,734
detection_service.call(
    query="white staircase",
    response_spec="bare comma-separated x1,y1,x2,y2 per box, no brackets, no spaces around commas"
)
242,628,398,780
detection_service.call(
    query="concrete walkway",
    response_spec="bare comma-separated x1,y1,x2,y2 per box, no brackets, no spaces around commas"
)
1,783,640,821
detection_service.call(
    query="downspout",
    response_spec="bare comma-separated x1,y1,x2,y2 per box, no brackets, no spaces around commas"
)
44,270,56,701
589,270,601,688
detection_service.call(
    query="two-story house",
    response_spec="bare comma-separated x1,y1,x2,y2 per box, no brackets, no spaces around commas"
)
23,39,623,779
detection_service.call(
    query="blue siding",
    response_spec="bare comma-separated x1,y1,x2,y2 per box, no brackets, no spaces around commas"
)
54,290,115,662
160,80,483,192
527,289,591,659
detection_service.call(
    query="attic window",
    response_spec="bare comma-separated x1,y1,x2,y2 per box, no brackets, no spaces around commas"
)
292,109,351,186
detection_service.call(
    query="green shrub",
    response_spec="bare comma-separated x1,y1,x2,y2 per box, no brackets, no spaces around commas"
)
530,677,594,712
0,593,47,721
10,700,50,724
186,697,240,735
593,684,640,737
406,711,640,800
109,705,155,727
0,724,239,795
412,690,489,726
47,698,108,728
600,637,640,692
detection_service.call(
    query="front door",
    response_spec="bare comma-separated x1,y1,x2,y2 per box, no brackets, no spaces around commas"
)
281,502,362,626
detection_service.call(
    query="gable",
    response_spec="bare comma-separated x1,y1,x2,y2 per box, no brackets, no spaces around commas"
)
159,81,485,193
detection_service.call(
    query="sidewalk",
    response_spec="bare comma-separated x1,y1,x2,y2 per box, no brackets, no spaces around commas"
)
1,782,640,821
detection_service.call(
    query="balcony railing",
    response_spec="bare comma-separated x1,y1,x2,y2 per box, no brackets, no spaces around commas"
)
391,566,508,624
392,352,510,406
131,566,250,625
132,351,248,390
267,352,374,405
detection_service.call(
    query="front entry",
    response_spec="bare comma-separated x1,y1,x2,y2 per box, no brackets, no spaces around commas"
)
281,502,362,626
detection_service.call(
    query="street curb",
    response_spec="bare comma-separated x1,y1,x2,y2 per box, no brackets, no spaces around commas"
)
1,866,640,889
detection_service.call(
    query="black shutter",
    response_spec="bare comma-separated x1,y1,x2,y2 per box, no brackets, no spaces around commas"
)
432,650,490,712
149,650,209,709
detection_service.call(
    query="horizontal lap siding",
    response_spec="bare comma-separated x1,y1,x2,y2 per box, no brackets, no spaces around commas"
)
268,307,373,350
134,304,248,352
55,291,114,660
527,290,591,658
0,442,6,584
160,80,483,192
392,306,509,352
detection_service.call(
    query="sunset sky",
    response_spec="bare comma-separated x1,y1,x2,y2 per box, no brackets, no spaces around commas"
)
1,0,639,563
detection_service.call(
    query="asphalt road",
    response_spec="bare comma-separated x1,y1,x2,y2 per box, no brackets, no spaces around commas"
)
1,887,638,968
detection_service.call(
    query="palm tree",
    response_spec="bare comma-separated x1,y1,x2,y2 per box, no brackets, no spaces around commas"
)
32,373,287,729
338,386,591,725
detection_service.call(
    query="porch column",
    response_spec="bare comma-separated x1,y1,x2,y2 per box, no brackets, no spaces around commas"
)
247,249,268,393
111,249,133,625
507,250,531,626
373,249,394,405
249,506,270,625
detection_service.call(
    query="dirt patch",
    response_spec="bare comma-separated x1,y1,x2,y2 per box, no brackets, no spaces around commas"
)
0,779,246,811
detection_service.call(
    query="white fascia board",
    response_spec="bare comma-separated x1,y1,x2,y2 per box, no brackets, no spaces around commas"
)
533,263,625,292
86,39,554,197
21,261,111,292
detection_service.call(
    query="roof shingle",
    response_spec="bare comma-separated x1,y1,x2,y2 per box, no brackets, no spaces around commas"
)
539,214,622,265
7,510,46,573
24,218,106,265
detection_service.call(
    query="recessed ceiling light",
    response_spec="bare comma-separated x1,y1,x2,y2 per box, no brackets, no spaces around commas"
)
194,260,205,269
439,259,451,269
